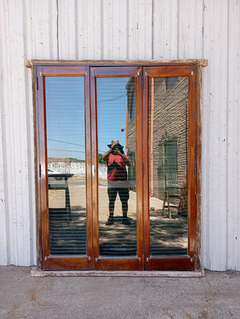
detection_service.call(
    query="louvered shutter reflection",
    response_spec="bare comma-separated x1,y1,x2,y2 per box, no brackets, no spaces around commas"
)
149,76,189,256
45,77,87,255
96,77,138,257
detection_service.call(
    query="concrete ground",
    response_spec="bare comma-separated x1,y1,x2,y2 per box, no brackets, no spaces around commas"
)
1,266,240,319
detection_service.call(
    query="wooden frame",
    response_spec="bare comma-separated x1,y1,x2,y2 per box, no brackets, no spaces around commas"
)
90,66,143,270
143,66,196,271
30,60,206,271
36,65,92,270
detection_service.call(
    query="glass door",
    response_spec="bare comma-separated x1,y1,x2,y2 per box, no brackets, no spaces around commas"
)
90,67,144,270
143,66,196,271
38,66,92,270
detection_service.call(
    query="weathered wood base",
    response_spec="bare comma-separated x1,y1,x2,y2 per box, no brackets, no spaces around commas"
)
31,266,205,277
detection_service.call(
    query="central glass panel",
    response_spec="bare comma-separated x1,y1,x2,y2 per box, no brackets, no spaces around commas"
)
97,77,137,257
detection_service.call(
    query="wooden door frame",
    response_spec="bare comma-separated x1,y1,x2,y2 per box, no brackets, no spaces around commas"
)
90,66,144,270
143,66,197,271
35,65,93,270
30,59,207,271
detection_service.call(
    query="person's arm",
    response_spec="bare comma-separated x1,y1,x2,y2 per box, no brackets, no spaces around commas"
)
122,154,131,166
115,149,131,166
103,145,114,161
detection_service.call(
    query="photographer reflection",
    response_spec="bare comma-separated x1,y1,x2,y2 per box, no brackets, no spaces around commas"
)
103,139,131,225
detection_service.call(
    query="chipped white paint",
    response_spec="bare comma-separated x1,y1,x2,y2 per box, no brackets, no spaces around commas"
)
0,0,240,270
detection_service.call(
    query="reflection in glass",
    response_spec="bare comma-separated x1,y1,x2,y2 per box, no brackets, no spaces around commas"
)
97,77,137,257
45,77,86,255
149,76,188,256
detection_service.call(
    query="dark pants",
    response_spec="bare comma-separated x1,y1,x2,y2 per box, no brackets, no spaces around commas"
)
107,182,129,217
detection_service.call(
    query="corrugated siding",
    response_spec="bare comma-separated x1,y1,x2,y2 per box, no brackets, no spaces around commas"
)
202,0,229,271
0,0,240,270
227,0,240,271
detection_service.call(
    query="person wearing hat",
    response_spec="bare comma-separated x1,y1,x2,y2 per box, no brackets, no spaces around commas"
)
103,139,131,225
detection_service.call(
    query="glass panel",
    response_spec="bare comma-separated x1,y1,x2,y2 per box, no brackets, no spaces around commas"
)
149,76,188,256
97,77,137,257
45,77,86,255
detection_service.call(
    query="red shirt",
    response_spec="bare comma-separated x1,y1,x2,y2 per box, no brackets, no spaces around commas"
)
107,153,129,182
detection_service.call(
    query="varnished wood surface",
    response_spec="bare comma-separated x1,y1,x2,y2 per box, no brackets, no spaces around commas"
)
43,257,92,271
37,65,50,259
194,66,203,270
144,65,192,77
135,67,144,267
187,65,197,264
41,65,86,76
94,258,142,271
90,68,99,259
145,256,194,271
142,70,150,261
85,66,93,263
33,65,42,267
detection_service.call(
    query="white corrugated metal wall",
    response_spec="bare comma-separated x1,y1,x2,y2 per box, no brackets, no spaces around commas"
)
0,0,239,270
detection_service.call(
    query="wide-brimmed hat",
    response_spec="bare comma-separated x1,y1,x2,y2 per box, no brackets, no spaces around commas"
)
107,139,124,149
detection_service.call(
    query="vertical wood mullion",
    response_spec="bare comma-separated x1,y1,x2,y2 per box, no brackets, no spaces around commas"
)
195,64,202,270
85,66,93,265
188,67,196,270
142,68,150,264
38,66,50,264
90,69,99,265
136,67,144,268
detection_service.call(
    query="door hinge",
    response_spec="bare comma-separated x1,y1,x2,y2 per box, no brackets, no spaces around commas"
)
39,164,41,178
36,77,39,90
